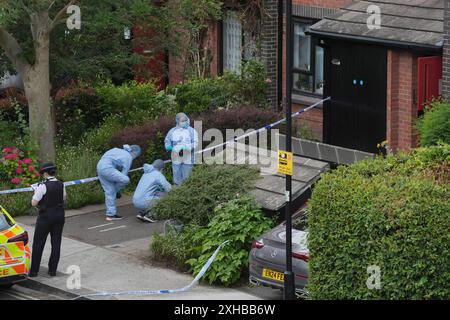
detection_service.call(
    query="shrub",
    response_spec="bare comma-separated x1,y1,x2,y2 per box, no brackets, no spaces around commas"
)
96,81,175,117
222,58,270,108
308,145,450,299
168,77,231,114
167,59,270,114
0,146,41,188
108,115,174,167
417,100,450,147
199,106,279,138
0,88,28,123
54,85,101,144
186,196,275,286
0,121,20,148
82,89,176,154
153,165,260,225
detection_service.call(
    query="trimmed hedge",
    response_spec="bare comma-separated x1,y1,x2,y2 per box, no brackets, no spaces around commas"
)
308,145,450,299
417,100,450,147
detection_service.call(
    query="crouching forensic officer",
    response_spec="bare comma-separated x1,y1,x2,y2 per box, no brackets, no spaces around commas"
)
29,162,66,277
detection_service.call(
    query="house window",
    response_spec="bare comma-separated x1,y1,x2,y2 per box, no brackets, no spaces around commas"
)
223,11,243,74
293,20,324,95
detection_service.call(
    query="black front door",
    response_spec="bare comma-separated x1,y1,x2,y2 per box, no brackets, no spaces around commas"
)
323,41,387,153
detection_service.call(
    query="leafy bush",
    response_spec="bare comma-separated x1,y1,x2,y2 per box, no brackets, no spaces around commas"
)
187,196,275,286
168,59,269,114
54,85,102,144
199,106,279,138
108,115,174,167
0,88,28,123
96,81,175,117
150,225,203,270
222,58,270,108
168,77,230,114
0,121,20,148
0,146,41,188
308,145,450,299
417,100,450,147
153,165,260,225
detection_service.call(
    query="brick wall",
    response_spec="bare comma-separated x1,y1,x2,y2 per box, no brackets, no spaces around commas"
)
442,0,450,98
261,0,279,108
387,49,419,152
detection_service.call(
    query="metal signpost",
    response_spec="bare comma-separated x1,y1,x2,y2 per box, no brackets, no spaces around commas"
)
284,0,296,300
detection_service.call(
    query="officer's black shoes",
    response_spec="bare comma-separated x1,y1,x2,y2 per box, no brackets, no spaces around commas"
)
28,272,38,278
116,192,122,199
106,215,123,221
48,271,57,277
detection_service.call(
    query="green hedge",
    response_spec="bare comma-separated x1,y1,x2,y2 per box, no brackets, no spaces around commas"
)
308,145,450,299
417,100,450,147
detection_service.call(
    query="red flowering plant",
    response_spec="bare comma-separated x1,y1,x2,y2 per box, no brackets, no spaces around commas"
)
0,147,41,189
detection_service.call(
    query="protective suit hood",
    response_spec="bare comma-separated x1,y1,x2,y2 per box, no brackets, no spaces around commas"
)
143,164,156,174
176,113,190,128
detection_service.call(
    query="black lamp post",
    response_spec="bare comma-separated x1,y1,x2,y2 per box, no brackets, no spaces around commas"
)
284,0,296,300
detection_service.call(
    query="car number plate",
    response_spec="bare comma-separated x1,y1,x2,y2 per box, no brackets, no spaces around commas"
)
262,268,284,282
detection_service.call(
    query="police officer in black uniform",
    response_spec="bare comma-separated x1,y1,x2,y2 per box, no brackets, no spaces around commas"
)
29,162,66,277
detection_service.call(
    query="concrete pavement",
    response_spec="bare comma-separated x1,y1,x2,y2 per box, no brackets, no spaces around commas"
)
14,197,281,300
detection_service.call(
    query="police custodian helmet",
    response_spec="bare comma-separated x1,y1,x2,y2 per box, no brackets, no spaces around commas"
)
39,162,57,174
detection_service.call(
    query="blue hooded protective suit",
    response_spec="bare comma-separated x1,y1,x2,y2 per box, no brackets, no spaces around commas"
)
164,113,198,185
97,145,141,217
132,163,172,211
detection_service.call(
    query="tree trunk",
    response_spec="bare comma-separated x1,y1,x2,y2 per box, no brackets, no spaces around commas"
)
22,13,56,162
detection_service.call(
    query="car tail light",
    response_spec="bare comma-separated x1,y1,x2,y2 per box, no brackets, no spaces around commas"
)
252,240,264,249
8,231,29,246
293,251,309,262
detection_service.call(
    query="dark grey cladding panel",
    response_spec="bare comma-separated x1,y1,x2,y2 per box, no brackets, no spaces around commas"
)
300,140,320,159
355,151,375,161
318,143,339,163
336,149,357,164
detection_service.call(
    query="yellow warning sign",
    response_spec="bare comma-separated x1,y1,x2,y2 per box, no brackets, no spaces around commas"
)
278,150,293,176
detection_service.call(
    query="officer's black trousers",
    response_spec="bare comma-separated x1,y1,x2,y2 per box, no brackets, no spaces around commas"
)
30,211,65,274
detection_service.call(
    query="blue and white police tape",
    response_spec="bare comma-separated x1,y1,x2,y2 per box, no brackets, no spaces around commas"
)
0,97,330,196
72,240,230,299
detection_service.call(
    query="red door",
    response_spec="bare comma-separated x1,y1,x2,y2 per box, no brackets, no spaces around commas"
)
417,56,442,111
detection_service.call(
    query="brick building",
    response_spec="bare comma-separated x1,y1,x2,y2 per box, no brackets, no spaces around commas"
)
161,0,445,153
309,0,444,153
